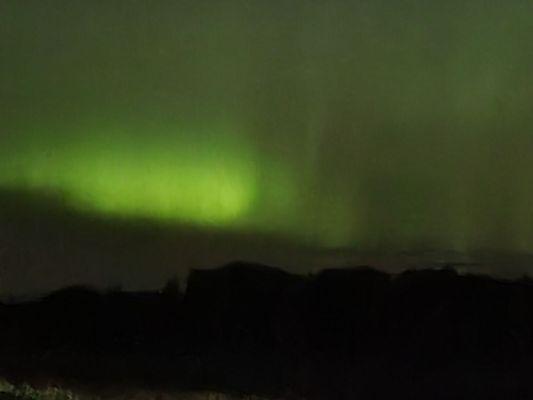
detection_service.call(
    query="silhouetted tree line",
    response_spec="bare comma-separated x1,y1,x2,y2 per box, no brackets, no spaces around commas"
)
1,262,533,399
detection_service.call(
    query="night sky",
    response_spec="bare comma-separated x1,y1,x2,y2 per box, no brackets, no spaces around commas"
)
1,0,533,296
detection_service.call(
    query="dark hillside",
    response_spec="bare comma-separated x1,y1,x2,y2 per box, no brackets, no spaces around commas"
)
2,263,533,399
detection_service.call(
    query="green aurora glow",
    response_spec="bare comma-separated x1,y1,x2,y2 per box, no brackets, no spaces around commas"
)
0,129,260,225
1,0,533,251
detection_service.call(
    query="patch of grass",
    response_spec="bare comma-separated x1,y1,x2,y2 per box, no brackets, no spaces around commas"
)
0,379,16,393
0,381,75,400
0,379,285,400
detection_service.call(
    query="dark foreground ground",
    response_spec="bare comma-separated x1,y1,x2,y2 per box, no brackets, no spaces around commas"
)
2,262,533,399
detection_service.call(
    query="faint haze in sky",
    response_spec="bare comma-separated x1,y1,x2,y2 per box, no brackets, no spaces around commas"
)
1,0,533,256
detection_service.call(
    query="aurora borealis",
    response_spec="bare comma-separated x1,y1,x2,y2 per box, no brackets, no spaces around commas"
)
1,0,533,276
0,128,259,225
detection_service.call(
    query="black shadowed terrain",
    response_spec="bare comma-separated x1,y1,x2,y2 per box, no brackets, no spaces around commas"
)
1,262,533,399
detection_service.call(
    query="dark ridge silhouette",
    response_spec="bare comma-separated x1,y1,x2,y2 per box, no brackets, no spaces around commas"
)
2,262,533,399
